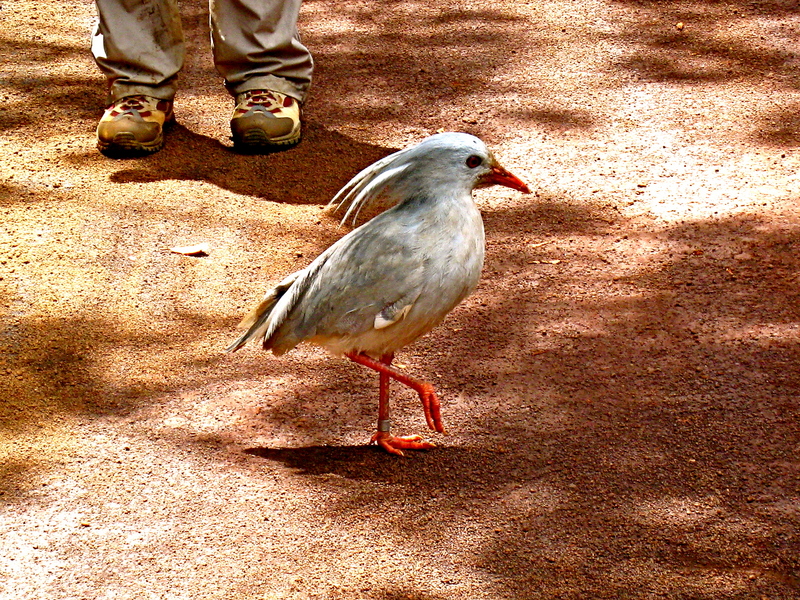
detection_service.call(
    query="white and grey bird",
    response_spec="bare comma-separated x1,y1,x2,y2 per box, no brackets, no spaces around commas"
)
227,132,530,456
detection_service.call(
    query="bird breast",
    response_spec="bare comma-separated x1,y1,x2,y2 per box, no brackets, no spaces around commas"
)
309,195,486,358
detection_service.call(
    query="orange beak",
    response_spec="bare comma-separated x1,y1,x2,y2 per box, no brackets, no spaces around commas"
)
481,164,531,194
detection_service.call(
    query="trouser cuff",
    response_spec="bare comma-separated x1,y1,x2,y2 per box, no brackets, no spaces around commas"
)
107,81,177,104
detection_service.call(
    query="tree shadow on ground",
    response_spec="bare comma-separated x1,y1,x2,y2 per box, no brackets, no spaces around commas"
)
3,195,799,597
0,29,105,134
3,1,799,597
609,0,800,146
611,0,799,82
752,101,800,147
0,75,102,134
221,204,800,598
412,209,800,598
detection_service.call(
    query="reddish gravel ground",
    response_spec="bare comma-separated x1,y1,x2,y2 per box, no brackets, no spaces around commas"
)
1,0,799,598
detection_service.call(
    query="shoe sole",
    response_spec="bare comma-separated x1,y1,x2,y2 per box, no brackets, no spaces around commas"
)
232,127,301,152
97,114,173,158
97,131,165,157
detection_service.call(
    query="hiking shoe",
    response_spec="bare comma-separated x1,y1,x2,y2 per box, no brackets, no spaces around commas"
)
96,95,174,157
230,89,301,151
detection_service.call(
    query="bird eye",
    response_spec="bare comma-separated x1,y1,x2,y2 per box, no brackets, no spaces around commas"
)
466,155,483,168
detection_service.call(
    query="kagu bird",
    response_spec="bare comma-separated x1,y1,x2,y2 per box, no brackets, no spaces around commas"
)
227,132,530,455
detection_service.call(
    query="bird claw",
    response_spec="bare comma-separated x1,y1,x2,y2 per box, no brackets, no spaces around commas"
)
370,431,436,457
418,383,446,433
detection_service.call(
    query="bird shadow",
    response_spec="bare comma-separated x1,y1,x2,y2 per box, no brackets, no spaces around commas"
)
243,443,540,489
245,444,443,477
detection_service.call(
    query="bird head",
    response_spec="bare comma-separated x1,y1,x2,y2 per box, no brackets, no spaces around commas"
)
329,132,530,224
409,132,531,196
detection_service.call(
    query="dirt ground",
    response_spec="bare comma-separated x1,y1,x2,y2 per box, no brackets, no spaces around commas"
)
1,0,799,598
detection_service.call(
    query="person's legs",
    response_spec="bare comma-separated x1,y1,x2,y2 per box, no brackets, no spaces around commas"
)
210,0,312,101
92,0,185,155
210,0,312,149
93,0,185,101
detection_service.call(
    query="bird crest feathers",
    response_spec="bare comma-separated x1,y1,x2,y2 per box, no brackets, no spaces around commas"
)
327,132,487,225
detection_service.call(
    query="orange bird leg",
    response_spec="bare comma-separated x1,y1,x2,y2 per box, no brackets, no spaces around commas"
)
345,351,443,456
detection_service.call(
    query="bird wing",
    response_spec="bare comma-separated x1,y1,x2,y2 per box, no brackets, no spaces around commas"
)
374,299,413,330
265,211,430,354
226,210,426,355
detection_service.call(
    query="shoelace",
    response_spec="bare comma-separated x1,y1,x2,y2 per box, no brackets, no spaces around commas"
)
108,96,169,120
237,91,294,116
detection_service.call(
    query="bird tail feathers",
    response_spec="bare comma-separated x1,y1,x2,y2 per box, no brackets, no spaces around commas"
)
225,293,279,353
225,275,298,353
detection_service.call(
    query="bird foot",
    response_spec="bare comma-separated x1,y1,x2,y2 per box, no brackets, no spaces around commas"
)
370,431,435,457
418,382,446,433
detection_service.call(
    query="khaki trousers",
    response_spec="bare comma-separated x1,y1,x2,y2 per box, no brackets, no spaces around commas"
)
92,0,313,103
